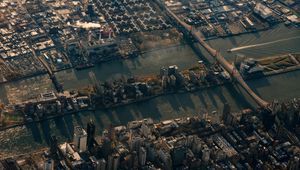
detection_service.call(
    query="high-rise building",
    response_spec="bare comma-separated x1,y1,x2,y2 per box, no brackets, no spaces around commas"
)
99,159,106,170
132,151,138,169
73,126,88,153
44,159,54,170
87,120,96,150
107,155,113,170
90,156,105,170
87,2,95,17
113,154,120,170
171,146,186,167
49,136,58,157
139,147,147,166
288,156,299,170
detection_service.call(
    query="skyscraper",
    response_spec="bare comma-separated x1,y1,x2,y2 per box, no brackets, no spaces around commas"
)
73,126,88,153
49,136,58,158
87,120,96,150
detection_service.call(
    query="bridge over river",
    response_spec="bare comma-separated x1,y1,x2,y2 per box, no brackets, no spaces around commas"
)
159,2,269,108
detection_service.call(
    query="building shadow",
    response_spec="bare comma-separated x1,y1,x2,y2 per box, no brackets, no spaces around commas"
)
54,117,71,140
96,61,133,81
40,120,52,145
74,112,84,127
64,114,75,140
247,76,271,89
129,57,142,69
0,85,9,104
168,94,183,112
101,109,118,126
177,93,196,110
224,83,253,110
91,110,104,130
26,122,43,143
253,31,261,39
114,106,135,125
197,92,208,110
188,41,211,64
211,86,228,105
136,99,162,121
227,36,238,46
206,90,219,108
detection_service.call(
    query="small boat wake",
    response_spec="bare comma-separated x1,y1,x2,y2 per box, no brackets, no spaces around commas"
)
228,36,300,52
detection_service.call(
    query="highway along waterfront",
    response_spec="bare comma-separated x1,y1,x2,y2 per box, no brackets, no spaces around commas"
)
0,24,300,157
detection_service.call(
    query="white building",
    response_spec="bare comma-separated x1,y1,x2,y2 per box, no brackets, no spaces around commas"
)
73,126,88,153
254,3,272,19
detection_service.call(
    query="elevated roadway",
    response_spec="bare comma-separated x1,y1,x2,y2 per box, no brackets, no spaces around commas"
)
31,49,64,93
162,4,269,108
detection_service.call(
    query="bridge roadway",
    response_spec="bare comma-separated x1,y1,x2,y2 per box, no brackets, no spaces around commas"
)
163,6,269,108
31,49,64,93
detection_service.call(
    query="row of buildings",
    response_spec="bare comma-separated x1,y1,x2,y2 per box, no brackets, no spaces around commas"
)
93,0,172,35
0,0,149,83
165,0,299,39
1,100,300,169
0,1,46,82
92,63,230,108
0,63,230,127
1,90,91,124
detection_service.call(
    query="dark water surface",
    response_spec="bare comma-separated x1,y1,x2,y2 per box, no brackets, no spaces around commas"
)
0,25,300,157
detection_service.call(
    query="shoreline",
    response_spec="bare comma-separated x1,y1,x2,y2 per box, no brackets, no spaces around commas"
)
1,61,299,132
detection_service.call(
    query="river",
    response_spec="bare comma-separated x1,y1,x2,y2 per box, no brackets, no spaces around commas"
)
0,24,299,158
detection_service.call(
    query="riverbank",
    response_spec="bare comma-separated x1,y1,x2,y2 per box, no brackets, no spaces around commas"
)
1,98,299,169
1,68,300,158
1,53,300,131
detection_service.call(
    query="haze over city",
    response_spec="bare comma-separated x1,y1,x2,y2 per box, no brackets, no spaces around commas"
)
0,0,300,169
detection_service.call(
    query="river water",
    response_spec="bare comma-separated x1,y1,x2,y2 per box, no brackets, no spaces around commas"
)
0,24,299,157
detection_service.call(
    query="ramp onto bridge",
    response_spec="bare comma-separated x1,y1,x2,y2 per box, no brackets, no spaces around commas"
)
162,4,268,108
